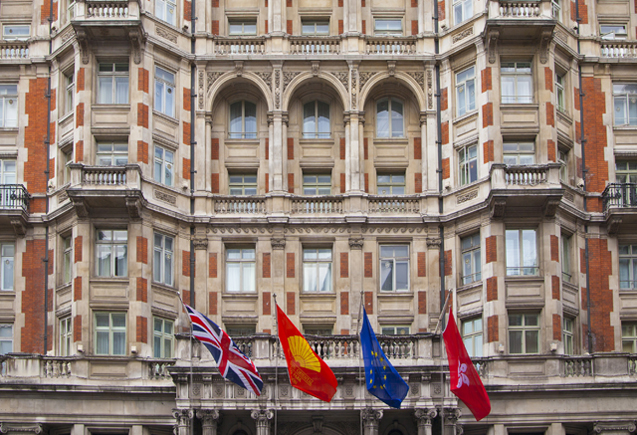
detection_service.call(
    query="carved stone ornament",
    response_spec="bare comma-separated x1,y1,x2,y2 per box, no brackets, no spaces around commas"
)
271,237,286,250
10,219,26,236
607,216,622,235
198,69,205,110
491,197,506,218
350,68,358,109
157,26,178,43
154,189,177,205
544,197,560,217
361,408,383,427
414,408,438,426
172,408,195,426
128,28,144,65
255,71,272,92
283,71,300,92
250,409,274,427
207,71,223,93
126,196,142,219
331,72,349,91
0,424,43,434
452,27,474,44
539,29,553,64
196,409,220,426
387,61,396,77
457,189,478,204
311,61,320,76
487,30,499,64
312,416,324,433
407,71,425,90
359,71,377,89
349,237,364,250
593,422,637,434
75,28,90,64
426,237,441,250
193,238,208,250
234,61,244,77
70,196,89,218
427,69,433,109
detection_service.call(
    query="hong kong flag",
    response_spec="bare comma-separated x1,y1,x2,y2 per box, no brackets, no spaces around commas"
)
443,310,491,421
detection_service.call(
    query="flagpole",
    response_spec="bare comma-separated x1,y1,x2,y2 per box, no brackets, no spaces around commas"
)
437,289,452,435
272,293,279,435
176,295,195,435
356,287,365,435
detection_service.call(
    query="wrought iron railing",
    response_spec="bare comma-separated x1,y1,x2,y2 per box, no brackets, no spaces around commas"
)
0,184,30,212
602,183,637,211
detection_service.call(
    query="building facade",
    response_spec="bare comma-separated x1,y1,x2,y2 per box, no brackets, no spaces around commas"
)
1,0,637,433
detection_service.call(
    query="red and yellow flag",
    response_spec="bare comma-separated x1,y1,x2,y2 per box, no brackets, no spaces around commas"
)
277,304,338,402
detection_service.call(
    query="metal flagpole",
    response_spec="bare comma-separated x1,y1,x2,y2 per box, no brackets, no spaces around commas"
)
177,295,195,435
435,290,452,435
272,293,279,435
356,287,365,435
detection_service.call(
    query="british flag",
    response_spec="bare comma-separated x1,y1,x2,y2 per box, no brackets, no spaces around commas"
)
184,305,263,396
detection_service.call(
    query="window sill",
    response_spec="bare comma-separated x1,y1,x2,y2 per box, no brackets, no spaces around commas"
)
453,110,478,125
613,125,637,130
300,292,337,298
299,138,334,144
90,277,130,283
153,110,179,125
92,104,131,110
0,290,16,297
151,281,178,293
59,111,74,123
377,291,413,298
457,280,483,293
504,274,543,282
373,137,409,145
222,292,258,299
500,103,539,109
225,138,260,143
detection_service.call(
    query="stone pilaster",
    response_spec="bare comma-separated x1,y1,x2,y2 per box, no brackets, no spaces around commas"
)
414,408,437,435
196,409,220,435
251,409,274,435
361,408,383,435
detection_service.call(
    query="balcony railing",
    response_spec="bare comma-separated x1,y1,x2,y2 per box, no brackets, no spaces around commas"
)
499,1,541,17
364,37,417,55
601,41,637,58
82,166,127,185
0,42,29,59
71,164,141,189
214,37,266,55
602,183,637,211
564,356,593,377
86,0,129,18
368,195,421,213
291,196,344,214
0,184,30,212
504,165,548,185
289,37,341,55
213,196,266,214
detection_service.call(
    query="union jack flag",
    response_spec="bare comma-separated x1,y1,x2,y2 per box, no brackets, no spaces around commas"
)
184,305,263,396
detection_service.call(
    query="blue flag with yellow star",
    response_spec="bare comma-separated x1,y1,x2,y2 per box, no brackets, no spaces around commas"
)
360,309,409,408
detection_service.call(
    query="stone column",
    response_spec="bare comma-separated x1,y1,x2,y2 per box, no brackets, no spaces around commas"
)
361,408,383,435
196,409,220,435
443,408,462,435
173,409,194,435
414,408,437,435
251,409,274,435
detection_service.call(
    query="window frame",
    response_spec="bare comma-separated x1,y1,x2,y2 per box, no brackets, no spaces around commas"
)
61,147,73,185
377,173,405,195
0,243,14,291
301,20,330,36
95,229,128,278
225,247,256,293
228,19,257,36
302,247,333,293
461,316,483,357
302,100,331,139
453,0,473,25
379,245,410,292
229,100,258,139
376,97,405,138
508,312,540,354
0,324,12,355
373,18,403,36
619,243,637,290
501,61,533,104
97,63,129,105
153,145,174,187
622,322,637,352
456,66,476,117
96,142,128,166
556,72,566,113
460,233,481,285
154,66,175,118
2,25,30,41
551,0,561,21
458,143,478,186
563,316,574,355
60,316,72,356
613,84,637,127
94,312,127,356
380,325,411,335
558,148,568,182
503,141,536,165
228,174,258,196
153,232,174,287
303,174,331,195
62,235,72,285
505,228,539,276
0,85,18,128
561,233,572,283
601,24,627,40
155,0,176,26
153,317,174,358
64,70,74,116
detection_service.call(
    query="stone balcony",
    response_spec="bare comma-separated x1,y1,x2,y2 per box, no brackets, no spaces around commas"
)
0,41,29,61
0,184,30,235
601,182,637,234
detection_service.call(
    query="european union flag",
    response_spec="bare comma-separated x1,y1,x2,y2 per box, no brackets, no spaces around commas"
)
359,309,409,408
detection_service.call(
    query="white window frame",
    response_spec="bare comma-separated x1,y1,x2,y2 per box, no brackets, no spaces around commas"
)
62,148,73,185
0,324,12,355
461,233,481,285
97,63,129,105
505,228,539,276
95,229,128,278
155,0,176,26
153,233,174,287
302,248,332,293
303,174,331,195
563,316,574,355
376,97,404,138
2,25,30,40
453,0,473,25
561,233,572,283
556,72,566,113
96,142,128,166
551,0,561,21
229,100,257,139
60,316,72,356
62,235,72,285
508,313,540,354
303,100,331,139
613,84,637,126
459,143,478,185
64,71,74,116
229,174,257,195
377,173,405,195
94,312,126,355
619,244,637,290
226,247,256,293
154,146,174,187
622,322,637,353
302,20,329,36
601,24,627,40
558,148,568,182
154,67,175,118
462,317,483,357
153,317,174,358
501,61,533,104
0,84,18,128
380,325,411,335
1,243,14,291
456,66,476,117
373,18,403,36
503,141,535,165
228,19,257,36
379,245,410,292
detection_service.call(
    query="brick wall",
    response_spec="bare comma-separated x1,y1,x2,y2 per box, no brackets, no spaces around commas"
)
209,253,217,278
587,238,614,351
21,239,46,353
263,292,271,315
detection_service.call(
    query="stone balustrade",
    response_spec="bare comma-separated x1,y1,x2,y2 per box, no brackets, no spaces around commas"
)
214,38,266,55
601,42,637,58
0,42,29,60
289,37,342,55
86,1,129,18
364,37,417,55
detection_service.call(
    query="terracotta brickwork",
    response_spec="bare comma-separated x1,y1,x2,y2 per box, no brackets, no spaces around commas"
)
136,317,148,343
364,138,368,159
211,138,219,160
287,20,293,34
262,253,271,278
183,158,190,180
551,235,559,262
547,139,556,162
137,103,148,128
411,20,418,35
287,138,294,160
340,292,349,315
340,253,348,278
587,238,614,351
364,252,373,277
209,292,218,315
75,140,84,162
487,315,499,342
263,292,271,315
414,137,422,160
21,239,46,353
138,68,149,93
338,20,343,34
415,173,422,194
76,68,85,92
73,276,82,301
418,252,426,277
481,67,492,92
441,88,448,111
546,102,555,127
211,21,219,35
73,315,82,342
340,173,346,194
183,121,191,145
76,102,84,127
482,103,493,127
442,158,450,179
552,275,560,300
553,314,562,341
444,250,452,276
544,67,553,91
438,0,445,20
287,253,295,278
209,253,217,278
418,291,426,314
74,236,82,263
486,277,498,301
571,0,588,23
182,251,191,277
486,235,496,263
340,138,345,160
364,291,373,314
441,121,449,144
24,78,50,199
136,277,148,302
211,173,219,193
483,140,494,163
137,236,147,264
138,141,149,164
41,0,58,23
288,173,294,193
287,292,295,315
184,0,191,20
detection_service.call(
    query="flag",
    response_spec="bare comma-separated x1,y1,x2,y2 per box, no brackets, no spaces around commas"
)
443,310,491,421
359,309,409,408
276,304,338,402
184,304,263,396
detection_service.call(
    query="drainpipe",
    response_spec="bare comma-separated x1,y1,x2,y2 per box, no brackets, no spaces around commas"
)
189,0,197,307
574,0,593,354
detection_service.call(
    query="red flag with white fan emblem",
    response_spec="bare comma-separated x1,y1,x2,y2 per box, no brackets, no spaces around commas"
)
443,310,491,421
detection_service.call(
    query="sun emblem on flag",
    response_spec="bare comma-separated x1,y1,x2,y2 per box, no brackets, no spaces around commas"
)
457,363,470,388
288,336,321,372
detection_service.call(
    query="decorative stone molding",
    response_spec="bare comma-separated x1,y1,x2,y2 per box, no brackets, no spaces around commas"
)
250,408,274,427
0,424,43,434
539,29,553,64
75,29,90,64
10,219,26,236
234,61,244,77
198,69,205,110
129,28,144,65
457,189,478,204
487,30,499,64
311,61,320,76
387,61,396,76
359,71,377,89
157,27,178,43
331,71,348,91
154,189,177,205
593,422,637,434
426,237,441,250
361,408,383,427
491,197,506,218
452,27,474,44
349,237,364,250
407,71,425,90
172,408,195,425
126,196,142,219
207,72,223,93
414,408,437,427
426,69,433,109
283,71,300,92
70,196,89,218
271,237,286,250
255,71,272,92
193,238,209,250
196,409,220,427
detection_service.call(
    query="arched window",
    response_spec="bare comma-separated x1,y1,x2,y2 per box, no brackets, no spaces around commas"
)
376,97,404,138
303,101,330,138
229,100,257,139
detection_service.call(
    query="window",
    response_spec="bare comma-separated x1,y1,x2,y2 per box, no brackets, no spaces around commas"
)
501,61,533,104
551,0,561,21
303,248,332,292
561,233,572,283
226,248,256,292
619,244,637,289
377,174,405,195
226,325,257,336
453,0,473,25
303,101,330,139
374,19,402,35
154,146,174,186
96,143,128,166
303,327,333,336
613,84,637,126
94,312,126,355
0,324,12,354
62,149,72,185
616,161,637,183
601,24,627,40
229,101,257,139
98,63,129,104
2,25,29,40
62,236,72,284
0,159,17,208
380,326,410,335
153,233,174,286
229,20,257,35
461,233,481,285
0,85,18,128
506,229,538,276
303,174,331,195
380,245,409,292
1,243,14,291
508,313,540,354
153,317,174,358
96,230,127,277
456,66,476,117
67,0,77,21
563,316,574,354
155,0,176,25
229,174,257,195
60,317,72,356
376,98,404,138
558,148,568,182
459,144,478,185
64,71,74,115
622,322,637,352
462,317,483,357
556,73,565,113
302,20,329,36
154,67,175,117
503,142,535,165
